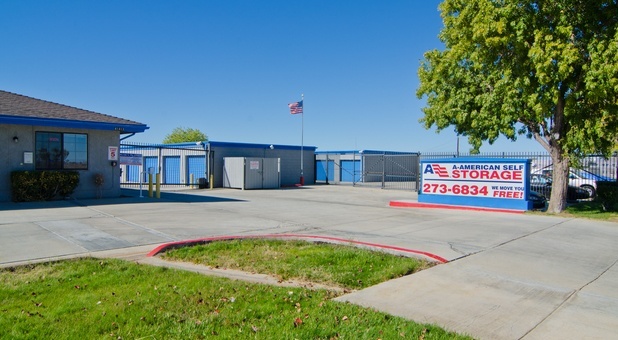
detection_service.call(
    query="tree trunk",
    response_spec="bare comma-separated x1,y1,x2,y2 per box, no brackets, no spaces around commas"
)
546,85,570,214
547,151,569,213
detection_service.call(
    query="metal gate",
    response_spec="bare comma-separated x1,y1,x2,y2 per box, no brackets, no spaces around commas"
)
119,143,208,187
355,153,420,190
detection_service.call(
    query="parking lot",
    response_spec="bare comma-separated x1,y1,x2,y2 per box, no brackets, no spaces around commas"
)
1,185,617,339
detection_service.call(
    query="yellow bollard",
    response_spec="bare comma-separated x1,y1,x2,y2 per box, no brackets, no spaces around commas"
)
156,173,161,199
210,174,214,189
148,174,153,198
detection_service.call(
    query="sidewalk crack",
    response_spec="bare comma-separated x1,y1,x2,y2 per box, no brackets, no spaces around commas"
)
520,258,618,339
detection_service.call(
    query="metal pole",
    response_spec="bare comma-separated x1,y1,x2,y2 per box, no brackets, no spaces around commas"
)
382,153,386,189
300,93,304,185
456,136,460,158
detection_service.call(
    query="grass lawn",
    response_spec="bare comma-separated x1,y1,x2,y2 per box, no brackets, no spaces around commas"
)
161,239,434,290
0,241,470,339
564,201,618,222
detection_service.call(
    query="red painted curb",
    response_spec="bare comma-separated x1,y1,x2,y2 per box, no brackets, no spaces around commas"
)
147,234,449,263
389,200,525,214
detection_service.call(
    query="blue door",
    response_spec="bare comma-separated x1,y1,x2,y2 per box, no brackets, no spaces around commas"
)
126,165,140,182
316,160,335,182
187,156,206,185
164,156,180,184
341,160,361,182
144,157,158,182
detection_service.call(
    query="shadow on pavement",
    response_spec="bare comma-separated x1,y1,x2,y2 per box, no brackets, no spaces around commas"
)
0,189,245,210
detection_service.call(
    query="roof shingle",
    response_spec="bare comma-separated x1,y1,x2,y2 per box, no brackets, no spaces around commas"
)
0,90,147,129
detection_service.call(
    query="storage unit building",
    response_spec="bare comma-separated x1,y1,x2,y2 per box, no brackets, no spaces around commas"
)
120,141,316,188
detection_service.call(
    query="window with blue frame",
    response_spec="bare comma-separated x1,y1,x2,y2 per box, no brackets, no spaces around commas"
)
35,132,88,170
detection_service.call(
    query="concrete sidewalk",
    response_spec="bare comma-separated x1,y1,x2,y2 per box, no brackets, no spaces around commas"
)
1,185,617,339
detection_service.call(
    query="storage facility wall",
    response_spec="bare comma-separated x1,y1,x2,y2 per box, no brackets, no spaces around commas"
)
1,125,123,201
209,146,315,188
120,143,315,188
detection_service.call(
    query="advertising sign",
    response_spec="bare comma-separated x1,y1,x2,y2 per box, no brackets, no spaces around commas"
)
120,153,143,166
419,158,532,210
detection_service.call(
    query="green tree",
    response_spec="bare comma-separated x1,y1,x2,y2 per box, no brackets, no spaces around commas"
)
163,127,208,144
417,0,618,213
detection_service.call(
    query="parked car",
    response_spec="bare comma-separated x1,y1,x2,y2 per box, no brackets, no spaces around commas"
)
571,168,614,182
528,190,547,210
530,174,590,201
532,166,597,197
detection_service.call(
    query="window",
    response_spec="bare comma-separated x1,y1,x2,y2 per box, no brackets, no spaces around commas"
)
35,132,88,170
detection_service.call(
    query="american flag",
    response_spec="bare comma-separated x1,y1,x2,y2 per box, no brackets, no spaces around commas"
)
288,100,303,114
432,164,450,177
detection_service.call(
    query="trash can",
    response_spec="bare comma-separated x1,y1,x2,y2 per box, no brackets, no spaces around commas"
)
198,177,208,189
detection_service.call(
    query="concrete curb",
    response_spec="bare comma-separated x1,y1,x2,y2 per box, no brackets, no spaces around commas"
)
146,234,449,263
389,200,525,214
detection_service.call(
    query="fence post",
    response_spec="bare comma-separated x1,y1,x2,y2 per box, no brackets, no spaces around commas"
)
148,173,153,198
382,152,386,189
156,173,161,199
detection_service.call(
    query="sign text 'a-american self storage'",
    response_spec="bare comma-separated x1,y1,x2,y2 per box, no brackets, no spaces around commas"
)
422,162,525,199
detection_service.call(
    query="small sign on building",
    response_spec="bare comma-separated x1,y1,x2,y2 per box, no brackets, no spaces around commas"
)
108,146,119,161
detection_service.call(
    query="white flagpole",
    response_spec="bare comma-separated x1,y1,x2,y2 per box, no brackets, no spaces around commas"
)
300,93,304,185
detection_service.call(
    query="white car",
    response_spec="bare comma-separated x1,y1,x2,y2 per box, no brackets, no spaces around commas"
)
532,167,597,197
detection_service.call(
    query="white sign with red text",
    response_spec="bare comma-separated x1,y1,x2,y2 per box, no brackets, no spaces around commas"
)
421,162,526,200
108,146,119,161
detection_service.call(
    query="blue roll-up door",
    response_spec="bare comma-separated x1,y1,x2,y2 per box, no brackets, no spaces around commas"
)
126,165,140,182
341,160,361,182
316,160,335,182
164,156,180,184
187,156,206,185
144,157,158,182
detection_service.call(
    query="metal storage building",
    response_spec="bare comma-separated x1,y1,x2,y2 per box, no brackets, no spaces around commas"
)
223,157,281,190
120,141,316,188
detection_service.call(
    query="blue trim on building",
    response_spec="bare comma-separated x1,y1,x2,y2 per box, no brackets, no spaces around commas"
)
209,141,317,151
121,141,317,151
0,115,149,133
316,150,418,155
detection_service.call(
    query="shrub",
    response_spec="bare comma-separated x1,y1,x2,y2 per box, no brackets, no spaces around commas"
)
11,171,80,202
596,181,618,212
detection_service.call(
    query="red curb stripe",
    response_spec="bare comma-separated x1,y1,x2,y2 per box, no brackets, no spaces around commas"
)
147,234,448,263
389,200,525,214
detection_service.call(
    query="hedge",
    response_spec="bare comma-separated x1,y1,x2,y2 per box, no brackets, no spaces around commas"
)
596,181,618,212
11,171,80,202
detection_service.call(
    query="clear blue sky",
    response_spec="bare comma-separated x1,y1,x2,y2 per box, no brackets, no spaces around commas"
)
1,0,544,153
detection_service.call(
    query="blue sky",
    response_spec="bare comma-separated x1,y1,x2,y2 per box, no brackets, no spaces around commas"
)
1,0,544,153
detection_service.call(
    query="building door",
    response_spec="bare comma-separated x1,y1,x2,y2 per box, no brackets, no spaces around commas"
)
187,155,206,185
316,160,335,182
341,160,361,183
163,156,180,184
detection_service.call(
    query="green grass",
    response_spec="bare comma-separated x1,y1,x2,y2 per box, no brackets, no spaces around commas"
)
1,251,469,339
564,201,618,221
161,239,433,290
